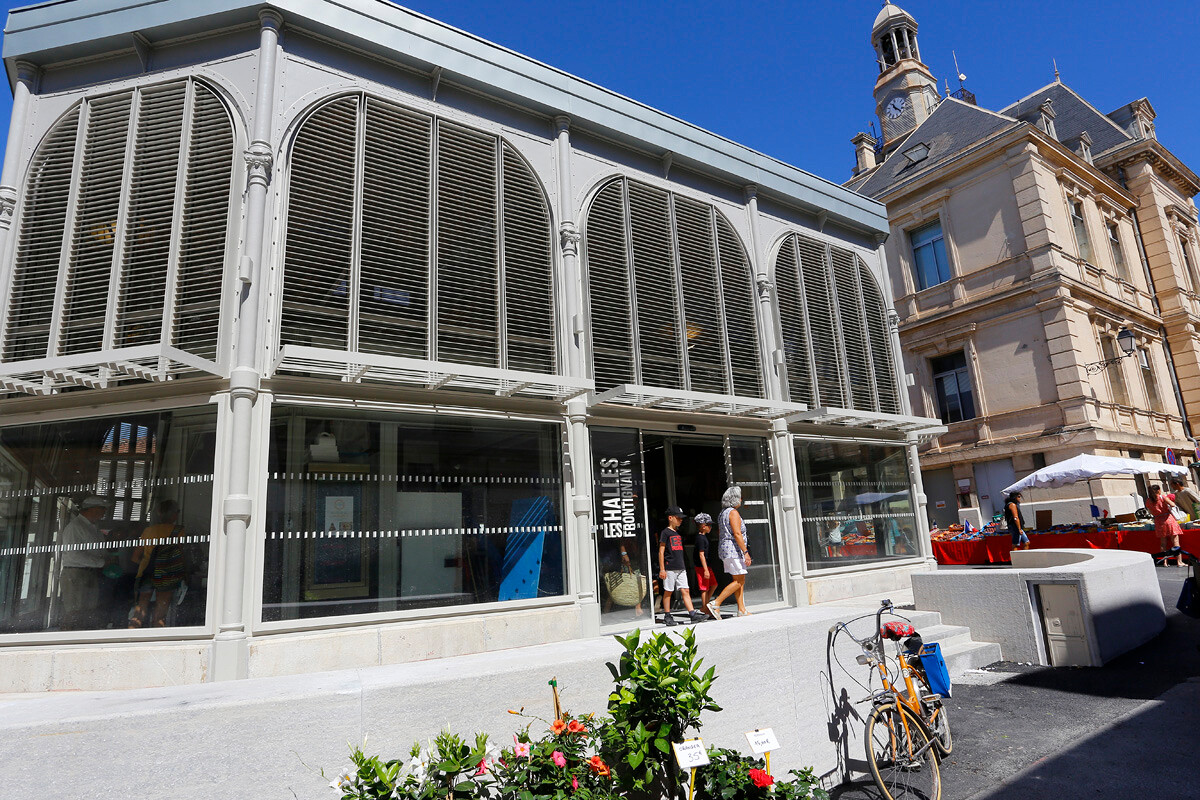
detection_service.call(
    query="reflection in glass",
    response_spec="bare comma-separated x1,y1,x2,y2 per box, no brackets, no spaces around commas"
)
262,408,565,621
795,439,918,570
0,407,216,633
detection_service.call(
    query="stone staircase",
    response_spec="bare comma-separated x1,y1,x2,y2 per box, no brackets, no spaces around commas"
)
908,621,1004,676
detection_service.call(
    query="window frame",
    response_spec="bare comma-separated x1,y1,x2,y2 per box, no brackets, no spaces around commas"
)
1069,198,1093,264
1107,221,1131,281
908,219,951,291
929,350,975,424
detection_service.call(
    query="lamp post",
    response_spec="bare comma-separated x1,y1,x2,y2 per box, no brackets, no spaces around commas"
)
1084,327,1136,375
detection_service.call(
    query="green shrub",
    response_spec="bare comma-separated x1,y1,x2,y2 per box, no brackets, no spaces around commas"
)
692,748,827,800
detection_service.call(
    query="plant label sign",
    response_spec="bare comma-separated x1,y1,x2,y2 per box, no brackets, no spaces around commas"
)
745,728,779,755
672,738,710,770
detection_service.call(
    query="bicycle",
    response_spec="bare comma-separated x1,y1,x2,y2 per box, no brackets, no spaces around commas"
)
828,599,950,800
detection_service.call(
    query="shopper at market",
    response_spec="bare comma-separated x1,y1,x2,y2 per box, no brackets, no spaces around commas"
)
1004,491,1030,551
1146,484,1185,567
1168,477,1199,522
657,506,705,626
707,486,751,619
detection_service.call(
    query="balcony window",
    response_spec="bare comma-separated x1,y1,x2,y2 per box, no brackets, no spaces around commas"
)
930,351,975,423
910,220,951,290
1101,336,1130,405
1139,348,1163,413
1070,200,1093,263
1180,237,1199,293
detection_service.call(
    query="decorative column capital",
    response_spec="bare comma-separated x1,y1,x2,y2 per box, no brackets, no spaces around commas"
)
553,115,571,135
744,184,758,203
559,220,582,257
887,309,901,331
258,7,284,30
244,142,273,187
756,276,774,300
13,60,39,88
0,187,17,227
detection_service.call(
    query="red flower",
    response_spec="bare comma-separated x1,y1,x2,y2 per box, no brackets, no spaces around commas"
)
567,719,587,734
588,756,610,777
551,719,567,735
749,768,774,788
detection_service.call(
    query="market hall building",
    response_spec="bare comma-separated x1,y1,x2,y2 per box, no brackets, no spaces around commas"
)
0,0,942,692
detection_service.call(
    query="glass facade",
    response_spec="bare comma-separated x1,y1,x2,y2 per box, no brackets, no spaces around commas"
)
795,439,918,570
0,407,217,633
262,407,565,621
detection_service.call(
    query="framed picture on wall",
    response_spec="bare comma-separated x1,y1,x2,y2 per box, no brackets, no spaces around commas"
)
303,463,371,600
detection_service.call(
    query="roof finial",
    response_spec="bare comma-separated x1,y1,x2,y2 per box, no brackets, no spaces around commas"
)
1053,58,1060,82
944,78,950,98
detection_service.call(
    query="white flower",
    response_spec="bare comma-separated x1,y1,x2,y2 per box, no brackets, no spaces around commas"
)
328,767,355,792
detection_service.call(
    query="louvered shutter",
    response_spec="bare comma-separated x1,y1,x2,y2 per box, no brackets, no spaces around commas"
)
358,98,431,359
714,214,762,398
172,84,235,361
280,96,357,350
113,82,186,350
797,236,846,408
860,260,900,413
831,247,876,411
628,182,682,390
774,236,815,407
59,93,133,356
501,143,555,374
2,108,79,361
674,196,725,393
585,180,635,390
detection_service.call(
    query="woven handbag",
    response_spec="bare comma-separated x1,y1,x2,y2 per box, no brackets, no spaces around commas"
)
604,565,647,607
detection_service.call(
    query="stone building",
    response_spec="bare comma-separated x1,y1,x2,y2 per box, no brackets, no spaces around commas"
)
0,0,942,692
848,2,1200,528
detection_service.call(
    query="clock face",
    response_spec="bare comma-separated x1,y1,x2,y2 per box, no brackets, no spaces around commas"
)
884,95,908,119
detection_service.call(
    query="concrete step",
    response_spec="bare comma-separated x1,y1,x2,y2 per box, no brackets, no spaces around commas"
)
940,637,1003,676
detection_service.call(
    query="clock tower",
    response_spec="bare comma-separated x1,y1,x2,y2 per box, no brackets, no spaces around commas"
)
872,2,939,153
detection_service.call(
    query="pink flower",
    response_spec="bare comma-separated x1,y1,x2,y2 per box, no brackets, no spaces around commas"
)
552,751,567,768
475,759,489,776
572,776,579,791
514,742,531,758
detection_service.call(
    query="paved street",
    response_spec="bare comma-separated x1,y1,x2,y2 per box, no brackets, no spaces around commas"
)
831,567,1200,799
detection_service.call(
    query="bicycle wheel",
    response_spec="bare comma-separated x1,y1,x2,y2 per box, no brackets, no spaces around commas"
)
923,695,952,756
864,703,942,800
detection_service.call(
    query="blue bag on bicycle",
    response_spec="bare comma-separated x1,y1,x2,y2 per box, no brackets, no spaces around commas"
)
1178,576,1200,619
918,643,952,698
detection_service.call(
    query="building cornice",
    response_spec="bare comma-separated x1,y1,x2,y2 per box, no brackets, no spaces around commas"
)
1097,138,1200,198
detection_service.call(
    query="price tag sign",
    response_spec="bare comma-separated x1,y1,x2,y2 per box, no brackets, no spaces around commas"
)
672,738,710,770
745,728,779,755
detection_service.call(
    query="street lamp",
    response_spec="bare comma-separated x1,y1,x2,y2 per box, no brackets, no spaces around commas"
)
1084,327,1136,374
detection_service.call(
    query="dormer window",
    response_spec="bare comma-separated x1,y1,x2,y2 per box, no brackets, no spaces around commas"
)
1077,131,1093,164
1039,99,1058,139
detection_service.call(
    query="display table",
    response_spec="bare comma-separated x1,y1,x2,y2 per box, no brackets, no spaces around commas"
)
932,529,1200,565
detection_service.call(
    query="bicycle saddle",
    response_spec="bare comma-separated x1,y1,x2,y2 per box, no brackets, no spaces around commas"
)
881,621,915,640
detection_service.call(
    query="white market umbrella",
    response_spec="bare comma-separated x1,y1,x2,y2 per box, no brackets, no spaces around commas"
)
1002,454,1188,518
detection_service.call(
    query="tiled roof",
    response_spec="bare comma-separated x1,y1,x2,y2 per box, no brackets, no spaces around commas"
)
999,82,1132,156
854,98,1019,198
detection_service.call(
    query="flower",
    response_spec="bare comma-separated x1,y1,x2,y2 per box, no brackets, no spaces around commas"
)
551,719,568,735
552,751,567,768
572,776,579,791
328,768,354,791
749,768,774,788
567,719,586,734
588,756,610,777
512,736,531,759
475,759,489,776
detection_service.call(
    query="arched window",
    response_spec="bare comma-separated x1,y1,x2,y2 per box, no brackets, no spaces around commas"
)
279,95,556,375
774,233,899,414
1,80,235,366
583,177,762,397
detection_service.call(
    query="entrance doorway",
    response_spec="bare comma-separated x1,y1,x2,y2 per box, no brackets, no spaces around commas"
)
592,427,782,629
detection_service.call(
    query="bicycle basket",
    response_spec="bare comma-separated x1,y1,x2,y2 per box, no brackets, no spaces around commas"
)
918,642,952,698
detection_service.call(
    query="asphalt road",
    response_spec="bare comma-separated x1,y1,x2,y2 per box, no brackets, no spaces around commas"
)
830,567,1200,800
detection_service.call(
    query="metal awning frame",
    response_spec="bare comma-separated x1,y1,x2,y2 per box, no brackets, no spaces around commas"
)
0,344,225,395
788,406,947,441
271,345,592,402
588,383,809,419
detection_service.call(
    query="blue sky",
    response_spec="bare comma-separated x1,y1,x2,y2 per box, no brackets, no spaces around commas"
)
1,0,1196,188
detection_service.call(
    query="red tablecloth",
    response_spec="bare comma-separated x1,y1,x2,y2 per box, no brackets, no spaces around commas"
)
932,529,1200,565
